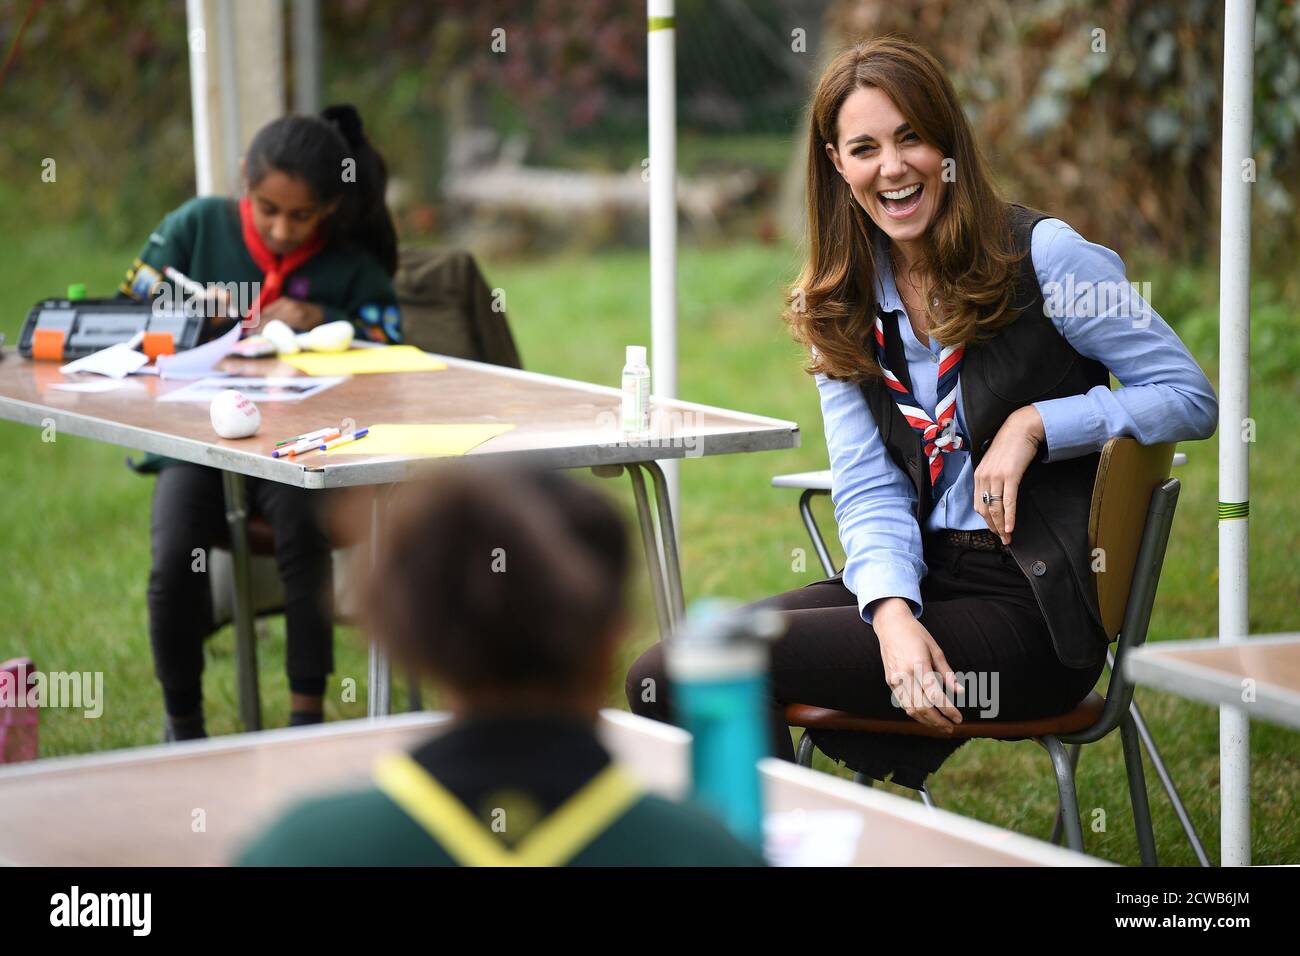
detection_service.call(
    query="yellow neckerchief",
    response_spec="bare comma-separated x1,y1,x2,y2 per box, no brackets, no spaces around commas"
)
372,752,642,867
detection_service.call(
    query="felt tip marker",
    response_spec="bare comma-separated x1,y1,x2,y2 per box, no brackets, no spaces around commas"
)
163,265,205,296
271,430,341,458
275,426,336,447
311,428,369,453
164,265,237,319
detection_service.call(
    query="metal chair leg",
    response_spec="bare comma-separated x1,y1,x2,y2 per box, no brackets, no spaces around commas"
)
1121,711,1160,866
1040,735,1085,852
222,471,261,732
1107,649,1208,865
796,730,815,768
919,784,937,809
1128,698,1208,865
795,733,880,790
1049,742,1083,845
798,489,837,577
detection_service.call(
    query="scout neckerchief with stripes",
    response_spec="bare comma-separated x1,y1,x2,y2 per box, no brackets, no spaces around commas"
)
872,310,968,496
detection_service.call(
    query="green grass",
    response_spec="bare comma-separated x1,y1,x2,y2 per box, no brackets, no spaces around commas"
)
2,217,1297,866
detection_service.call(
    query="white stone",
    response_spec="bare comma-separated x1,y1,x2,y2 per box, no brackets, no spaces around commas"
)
298,320,355,353
262,319,301,355
210,389,261,439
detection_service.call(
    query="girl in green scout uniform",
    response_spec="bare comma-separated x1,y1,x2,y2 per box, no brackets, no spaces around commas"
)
236,465,765,867
123,105,402,742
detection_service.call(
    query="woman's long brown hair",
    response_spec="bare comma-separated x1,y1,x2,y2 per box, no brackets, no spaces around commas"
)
787,36,1024,383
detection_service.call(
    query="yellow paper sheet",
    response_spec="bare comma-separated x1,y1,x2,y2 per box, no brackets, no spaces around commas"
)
281,346,448,376
322,423,516,457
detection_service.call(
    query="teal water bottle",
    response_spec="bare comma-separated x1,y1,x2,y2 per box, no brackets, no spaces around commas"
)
664,598,785,850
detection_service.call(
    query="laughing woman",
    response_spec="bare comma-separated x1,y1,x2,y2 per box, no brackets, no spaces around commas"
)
627,37,1217,788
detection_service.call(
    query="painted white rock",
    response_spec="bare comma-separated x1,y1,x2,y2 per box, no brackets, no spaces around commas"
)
262,319,301,355
210,389,261,439
299,320,355,353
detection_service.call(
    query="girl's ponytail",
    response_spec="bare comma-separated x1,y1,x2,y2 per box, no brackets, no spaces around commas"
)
321,104,398,276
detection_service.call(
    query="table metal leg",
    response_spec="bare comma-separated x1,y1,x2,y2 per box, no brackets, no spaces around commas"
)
221,470,261,732
625,464,674,639
591,461,685,642
642,460,685,624
367,486,391,719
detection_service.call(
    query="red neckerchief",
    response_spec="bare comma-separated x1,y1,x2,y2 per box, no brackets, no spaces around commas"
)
239,195,328,315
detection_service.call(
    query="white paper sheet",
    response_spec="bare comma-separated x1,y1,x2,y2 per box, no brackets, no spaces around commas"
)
154,321,243,380
59,343,149,379
156,375,346,403
49,380,134,393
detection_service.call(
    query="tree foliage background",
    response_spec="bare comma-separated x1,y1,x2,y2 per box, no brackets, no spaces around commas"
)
0,0,1296,272
829,0,1300,270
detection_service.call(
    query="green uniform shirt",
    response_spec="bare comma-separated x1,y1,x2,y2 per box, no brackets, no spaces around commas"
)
119,196,400,473
236,717,766,867
120,195,400,341
236,784,766,867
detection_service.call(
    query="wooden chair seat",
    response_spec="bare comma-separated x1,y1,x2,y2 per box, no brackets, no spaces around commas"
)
785,691,1105,740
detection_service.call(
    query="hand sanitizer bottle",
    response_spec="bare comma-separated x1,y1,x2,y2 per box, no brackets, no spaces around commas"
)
621,345,650,435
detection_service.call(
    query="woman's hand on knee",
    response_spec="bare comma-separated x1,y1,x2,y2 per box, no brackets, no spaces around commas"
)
875,617,963,733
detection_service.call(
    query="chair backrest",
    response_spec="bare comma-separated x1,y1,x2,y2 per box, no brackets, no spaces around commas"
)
1087,438,1177,643
1067,439,1181,742
394,247,523,369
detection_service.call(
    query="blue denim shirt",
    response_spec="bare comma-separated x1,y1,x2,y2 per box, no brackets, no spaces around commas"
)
815,218,1218,626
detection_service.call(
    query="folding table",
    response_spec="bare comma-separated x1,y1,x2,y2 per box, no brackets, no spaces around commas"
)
0,348,800,723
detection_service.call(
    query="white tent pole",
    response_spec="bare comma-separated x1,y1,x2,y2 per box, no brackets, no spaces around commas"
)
648,1,680,554
231,0,286,156
188,1,283,197
292,0,322,115
214,0,242,191
185,0,214,195
1217,0,1255,868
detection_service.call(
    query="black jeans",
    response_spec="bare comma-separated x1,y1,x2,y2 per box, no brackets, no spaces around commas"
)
147,463,334,715
626,533,1105,789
